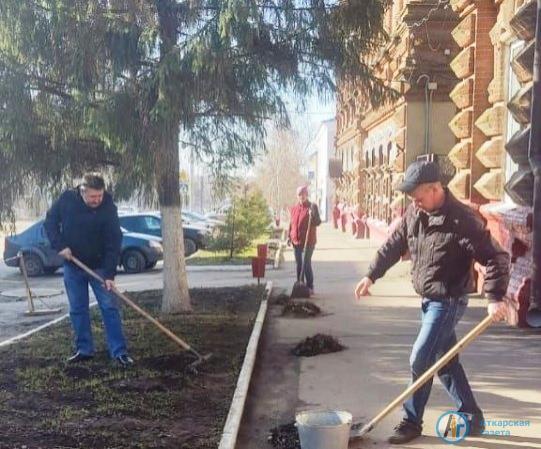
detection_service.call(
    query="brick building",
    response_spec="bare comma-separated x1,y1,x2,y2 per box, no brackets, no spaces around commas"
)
335,0,460,240
334,0,536,324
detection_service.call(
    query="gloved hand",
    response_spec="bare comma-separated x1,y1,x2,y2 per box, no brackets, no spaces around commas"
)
287,238,291,247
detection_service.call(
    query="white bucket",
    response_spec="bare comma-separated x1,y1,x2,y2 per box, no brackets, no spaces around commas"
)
295,410,352,449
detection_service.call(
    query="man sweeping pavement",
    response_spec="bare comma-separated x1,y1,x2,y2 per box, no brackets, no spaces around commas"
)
354,160,510,444
44,173,133,367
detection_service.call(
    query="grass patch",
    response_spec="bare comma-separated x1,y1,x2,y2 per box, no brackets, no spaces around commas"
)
0,286,264,449
186,235,271,265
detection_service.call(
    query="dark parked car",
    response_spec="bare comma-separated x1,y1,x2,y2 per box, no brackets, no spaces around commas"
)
118,212,208,257
3,220,163,276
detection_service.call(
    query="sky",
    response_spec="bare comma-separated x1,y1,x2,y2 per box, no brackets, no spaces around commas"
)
180,91,337,174
286,93,336,151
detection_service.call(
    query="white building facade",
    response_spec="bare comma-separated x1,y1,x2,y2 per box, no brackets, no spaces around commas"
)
305,118,337,221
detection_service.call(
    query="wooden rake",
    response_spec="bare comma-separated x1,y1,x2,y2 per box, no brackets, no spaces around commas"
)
69,255,212,371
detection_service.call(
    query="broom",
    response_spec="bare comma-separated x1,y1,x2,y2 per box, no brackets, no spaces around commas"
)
290,209,312,299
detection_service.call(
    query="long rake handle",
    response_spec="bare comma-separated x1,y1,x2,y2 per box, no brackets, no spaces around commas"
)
354,314,493,438
299,209,313,282
68,256,201,357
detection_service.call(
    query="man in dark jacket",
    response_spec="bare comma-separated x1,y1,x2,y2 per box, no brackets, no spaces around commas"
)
44,173,133,367
288,186,322,296
355,161,509,444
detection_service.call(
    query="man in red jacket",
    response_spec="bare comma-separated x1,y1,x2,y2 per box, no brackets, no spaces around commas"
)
288,186,321,295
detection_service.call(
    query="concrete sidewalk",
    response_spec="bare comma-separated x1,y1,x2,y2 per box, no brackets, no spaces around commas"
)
236,223,541,449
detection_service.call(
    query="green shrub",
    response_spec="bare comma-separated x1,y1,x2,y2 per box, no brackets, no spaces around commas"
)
207,191,271,257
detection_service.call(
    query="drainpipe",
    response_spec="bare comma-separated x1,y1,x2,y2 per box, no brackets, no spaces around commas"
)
526,0,541,327
417,74,430,154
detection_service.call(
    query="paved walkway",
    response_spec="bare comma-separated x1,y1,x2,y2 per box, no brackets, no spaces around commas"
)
237,223,541,449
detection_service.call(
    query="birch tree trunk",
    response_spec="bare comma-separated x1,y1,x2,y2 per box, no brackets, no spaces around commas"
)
155,118,192,314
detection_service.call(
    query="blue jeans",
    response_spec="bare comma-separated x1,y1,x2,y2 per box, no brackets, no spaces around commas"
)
293,245,314,289
63,262,128,358
403,296,482,426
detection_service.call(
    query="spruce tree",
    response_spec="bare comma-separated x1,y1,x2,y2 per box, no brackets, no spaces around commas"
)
0,0,393,312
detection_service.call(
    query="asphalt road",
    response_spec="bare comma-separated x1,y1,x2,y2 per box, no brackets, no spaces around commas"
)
0,260,283,343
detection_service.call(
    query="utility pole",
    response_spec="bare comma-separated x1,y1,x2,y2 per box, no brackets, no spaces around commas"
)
526,0,541,327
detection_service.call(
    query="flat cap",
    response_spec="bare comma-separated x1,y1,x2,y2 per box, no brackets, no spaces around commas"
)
398,161,441,193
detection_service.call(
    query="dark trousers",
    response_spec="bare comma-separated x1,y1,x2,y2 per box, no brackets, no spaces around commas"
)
403,296,482,426
293,245,314,290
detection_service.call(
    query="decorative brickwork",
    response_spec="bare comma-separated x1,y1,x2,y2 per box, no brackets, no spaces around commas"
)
335,1,459,233
476,137,504,168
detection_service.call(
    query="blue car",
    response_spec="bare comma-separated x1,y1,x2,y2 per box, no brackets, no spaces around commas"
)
3,220,163,276
118,212,208,257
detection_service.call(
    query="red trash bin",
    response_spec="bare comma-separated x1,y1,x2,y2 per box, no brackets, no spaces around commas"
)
251,256,266,284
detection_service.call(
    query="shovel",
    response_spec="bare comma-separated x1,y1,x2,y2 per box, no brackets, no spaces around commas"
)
290,211,312,299
350,314,494,440
68,255,212,370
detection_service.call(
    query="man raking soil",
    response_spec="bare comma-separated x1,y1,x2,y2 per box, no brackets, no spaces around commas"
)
354,161,510,444
44,173,134,367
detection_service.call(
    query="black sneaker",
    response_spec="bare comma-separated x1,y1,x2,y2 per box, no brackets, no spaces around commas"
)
467,413,485,436
67,351,93,363
115,354,134,367
388,420,422,444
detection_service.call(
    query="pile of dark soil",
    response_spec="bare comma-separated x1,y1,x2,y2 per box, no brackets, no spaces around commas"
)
0,286,264,449
268,421,300,449
282,301,321,318
291,333,346,357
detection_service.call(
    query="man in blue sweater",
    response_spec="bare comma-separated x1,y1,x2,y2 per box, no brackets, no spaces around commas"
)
44,173,133,366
